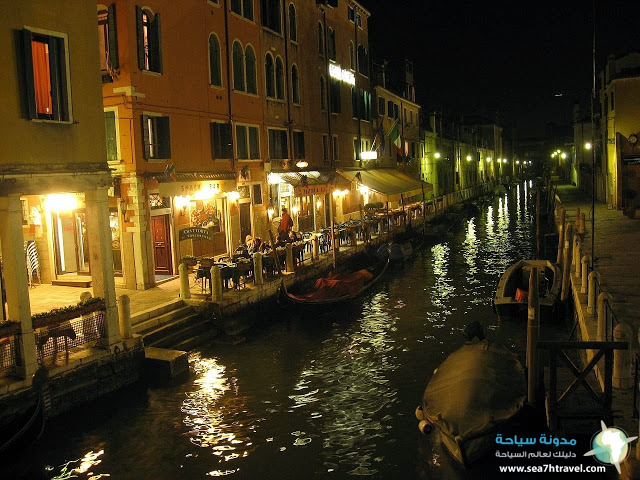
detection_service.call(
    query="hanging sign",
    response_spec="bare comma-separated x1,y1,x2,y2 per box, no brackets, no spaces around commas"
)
179,227,213,242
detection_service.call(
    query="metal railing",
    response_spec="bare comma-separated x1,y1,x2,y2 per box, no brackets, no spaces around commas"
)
593,276,602,319
35,311,105,364
604,300,620,342
0,335,18,372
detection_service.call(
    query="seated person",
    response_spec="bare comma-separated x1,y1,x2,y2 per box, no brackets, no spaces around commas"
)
260,241,272,253
287,230,299,243
249,237,262,254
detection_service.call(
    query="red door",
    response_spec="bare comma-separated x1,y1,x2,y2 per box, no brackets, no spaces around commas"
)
152,215,173,275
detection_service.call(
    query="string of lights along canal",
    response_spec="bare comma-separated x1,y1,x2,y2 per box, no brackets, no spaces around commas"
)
13,185,536,480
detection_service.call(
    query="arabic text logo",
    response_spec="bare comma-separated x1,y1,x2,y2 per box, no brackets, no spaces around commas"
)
584,421,638,473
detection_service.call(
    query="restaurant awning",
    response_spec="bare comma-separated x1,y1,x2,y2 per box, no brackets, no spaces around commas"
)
337,168,432,202
268,170,351,196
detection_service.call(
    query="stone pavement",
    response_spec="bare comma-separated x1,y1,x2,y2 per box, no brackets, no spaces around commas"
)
555,184,640,331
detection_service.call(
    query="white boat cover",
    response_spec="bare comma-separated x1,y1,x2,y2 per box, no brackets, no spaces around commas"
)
422,339,526,464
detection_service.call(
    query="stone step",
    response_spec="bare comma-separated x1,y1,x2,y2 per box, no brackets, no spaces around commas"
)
171,328,221,352
144,346,189,379
140,310,199,346
132,304,192,335
130,299,185,329
148,314,211,349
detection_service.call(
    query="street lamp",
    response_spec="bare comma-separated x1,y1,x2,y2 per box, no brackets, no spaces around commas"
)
585,142,592,150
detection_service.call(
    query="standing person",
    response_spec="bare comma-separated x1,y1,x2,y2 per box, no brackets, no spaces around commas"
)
279,208,293,240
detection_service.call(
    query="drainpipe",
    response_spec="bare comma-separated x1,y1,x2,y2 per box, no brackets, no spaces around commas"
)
354,14,361,168
321,8,333,167
222,0,235,172
283,3,294,168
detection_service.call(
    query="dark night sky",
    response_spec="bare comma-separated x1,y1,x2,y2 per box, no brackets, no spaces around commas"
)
361,0,640,138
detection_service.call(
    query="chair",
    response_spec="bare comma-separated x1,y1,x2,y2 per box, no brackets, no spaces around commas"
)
25,241,41,287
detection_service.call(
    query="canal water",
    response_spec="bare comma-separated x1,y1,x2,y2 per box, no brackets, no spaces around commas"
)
8,183,538,480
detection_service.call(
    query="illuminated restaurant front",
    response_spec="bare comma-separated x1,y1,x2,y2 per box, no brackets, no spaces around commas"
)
153,174,238,269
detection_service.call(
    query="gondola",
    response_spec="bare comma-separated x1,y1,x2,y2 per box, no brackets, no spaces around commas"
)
493,259,561,321
416,327,526,467
387,226,425,263
278,252,389,310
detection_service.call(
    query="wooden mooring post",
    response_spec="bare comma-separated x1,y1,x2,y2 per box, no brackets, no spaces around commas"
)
527,267,540,405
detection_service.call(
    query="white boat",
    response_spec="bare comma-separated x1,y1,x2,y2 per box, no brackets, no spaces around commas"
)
494,259,561,321
420,339,526,466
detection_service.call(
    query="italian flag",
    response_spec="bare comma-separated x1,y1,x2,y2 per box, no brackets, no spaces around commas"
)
388,119,402,155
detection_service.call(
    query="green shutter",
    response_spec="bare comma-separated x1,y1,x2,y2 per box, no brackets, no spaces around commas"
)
47,36,61,121
153,13,163,73
21,29,36,119
159,116,171,158
210,123,219,159
135,6,145,70
222,123,233,158
249,126,260,159
104,111,117,161
108,4,119,69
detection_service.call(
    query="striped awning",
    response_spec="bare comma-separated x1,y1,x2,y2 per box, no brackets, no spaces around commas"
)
338,168,432,202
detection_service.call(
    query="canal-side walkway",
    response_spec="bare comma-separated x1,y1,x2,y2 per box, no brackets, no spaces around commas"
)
554,183,640,468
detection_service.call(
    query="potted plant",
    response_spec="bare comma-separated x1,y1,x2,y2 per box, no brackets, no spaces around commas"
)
199,257,215,268
180,255,197,267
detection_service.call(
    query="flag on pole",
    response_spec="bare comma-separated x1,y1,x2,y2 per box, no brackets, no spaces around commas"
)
371,120,385,151
387,119,402,155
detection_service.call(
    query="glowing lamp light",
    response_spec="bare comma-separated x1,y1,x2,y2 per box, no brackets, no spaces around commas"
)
295,160,309,169
516,160,520,165
45,193,78,212
434,152,441,159
291,205,299,214
329,64,356,85
585,142,592,150
193,187,219,200
466,155,472,161
267,172,284,184
361,150,378,160
228,191,240,202
561,153,567,159
486,157,492,162
267,203,275,219
358,184,369,195
316,200,322,208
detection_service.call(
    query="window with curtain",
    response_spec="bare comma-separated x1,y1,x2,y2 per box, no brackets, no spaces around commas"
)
265,53,275,97
320,75,326,110
275,56,284,100
209,34,221,86
142,114,171,159
317,22,324,56
232,40,245,91
288,4,297,41
291,65,299,104
245,45,257,94
22,29,71,121
98,6,120,74
136,6,162,73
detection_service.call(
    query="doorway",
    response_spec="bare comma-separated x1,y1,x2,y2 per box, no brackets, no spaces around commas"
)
239,202,252,244
53,210,90,275
152,214,173,275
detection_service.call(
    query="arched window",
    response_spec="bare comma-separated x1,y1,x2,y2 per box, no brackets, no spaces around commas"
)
288,4,297,42
320,75,326,111
275,56,284,99
265,53,275,98
209,34,222,86
245,45,257,94
349,41,355,71
291,65,299,104
232,41,245,91
317,22,324,56
327,28,336,61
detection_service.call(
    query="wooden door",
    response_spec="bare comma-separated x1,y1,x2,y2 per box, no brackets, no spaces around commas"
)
152,215,173,275
239,202,252,243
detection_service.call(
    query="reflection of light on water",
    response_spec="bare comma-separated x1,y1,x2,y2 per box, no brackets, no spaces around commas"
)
50,450,109,480
431,243,454,308
183,354,259,471
287,293,397,476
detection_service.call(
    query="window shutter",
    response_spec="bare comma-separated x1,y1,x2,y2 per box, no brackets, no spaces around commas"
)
159,116,170,158
135,6,145,70
210,123,219,159
108,4,119,69
104,112,117,161
222,123,233,158
21,29,36,119
141,115,151,159
249,127,260,159
153,13,163,73
47,36,61,121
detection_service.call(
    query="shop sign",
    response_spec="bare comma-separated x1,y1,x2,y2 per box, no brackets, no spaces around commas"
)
179,182,220,194
159,180,234,198
329,64,355,85
294,184,331,197
179,227,213,242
